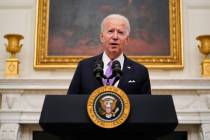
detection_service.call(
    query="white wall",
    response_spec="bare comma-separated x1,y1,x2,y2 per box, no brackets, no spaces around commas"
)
0,0,210,80
1,1,210,140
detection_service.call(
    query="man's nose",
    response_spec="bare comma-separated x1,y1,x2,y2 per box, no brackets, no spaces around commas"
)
112,31,119,40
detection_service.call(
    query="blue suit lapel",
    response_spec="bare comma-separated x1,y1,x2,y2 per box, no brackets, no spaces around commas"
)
118,56,132,89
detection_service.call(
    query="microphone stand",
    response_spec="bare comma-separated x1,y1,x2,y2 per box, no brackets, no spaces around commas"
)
111,76,120,86
106,78,110,85
106,73,121,86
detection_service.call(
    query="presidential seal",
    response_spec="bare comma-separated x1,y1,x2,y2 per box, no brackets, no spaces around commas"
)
87,86,130,129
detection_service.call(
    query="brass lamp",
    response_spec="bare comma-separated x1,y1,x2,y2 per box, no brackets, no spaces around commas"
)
196,35,210,77
4,33,24,78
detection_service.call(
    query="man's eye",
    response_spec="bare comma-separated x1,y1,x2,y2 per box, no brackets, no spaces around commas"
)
118,31,124,34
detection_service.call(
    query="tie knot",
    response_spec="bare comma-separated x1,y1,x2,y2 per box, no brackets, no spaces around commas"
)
107,61,113,68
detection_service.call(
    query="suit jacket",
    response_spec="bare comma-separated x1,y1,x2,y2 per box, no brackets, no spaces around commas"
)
67,54,151,95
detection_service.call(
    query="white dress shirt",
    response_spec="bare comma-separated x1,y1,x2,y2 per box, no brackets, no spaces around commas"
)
102,52,124,87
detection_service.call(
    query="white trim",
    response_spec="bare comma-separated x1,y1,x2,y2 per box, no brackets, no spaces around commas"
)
0,0,34,8
184,0,210,9
0,78,210,90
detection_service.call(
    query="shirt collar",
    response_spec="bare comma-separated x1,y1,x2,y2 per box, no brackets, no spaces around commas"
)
102,52,124,69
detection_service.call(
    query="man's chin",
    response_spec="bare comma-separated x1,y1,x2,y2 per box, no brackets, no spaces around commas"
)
108,50,122,57
109,49,119,54
109,46,120,51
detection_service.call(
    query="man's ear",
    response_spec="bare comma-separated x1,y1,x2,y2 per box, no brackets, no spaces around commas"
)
127,36,129,41
100,33,104,43
126,36,129,43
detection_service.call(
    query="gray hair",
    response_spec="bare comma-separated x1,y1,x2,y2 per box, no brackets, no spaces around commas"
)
100,14,131,36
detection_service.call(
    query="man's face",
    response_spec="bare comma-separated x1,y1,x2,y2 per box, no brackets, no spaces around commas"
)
100,18,129,59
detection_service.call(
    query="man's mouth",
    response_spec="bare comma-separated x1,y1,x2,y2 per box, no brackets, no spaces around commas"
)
109,43,119,46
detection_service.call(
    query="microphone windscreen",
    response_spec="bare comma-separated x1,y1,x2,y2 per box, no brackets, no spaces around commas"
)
95,60,104,68
112,60,121,69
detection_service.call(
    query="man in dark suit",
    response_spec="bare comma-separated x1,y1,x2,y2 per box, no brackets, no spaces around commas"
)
67,14,151,95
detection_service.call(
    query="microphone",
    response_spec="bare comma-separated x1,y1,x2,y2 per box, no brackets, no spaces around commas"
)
93,60,106,84
108,60,122,85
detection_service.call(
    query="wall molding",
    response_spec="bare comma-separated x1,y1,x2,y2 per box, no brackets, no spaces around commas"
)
0,78,210,90
0,0,34,8
184,0,210,9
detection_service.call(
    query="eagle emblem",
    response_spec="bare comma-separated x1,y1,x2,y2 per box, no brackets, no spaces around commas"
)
99,96,119,119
